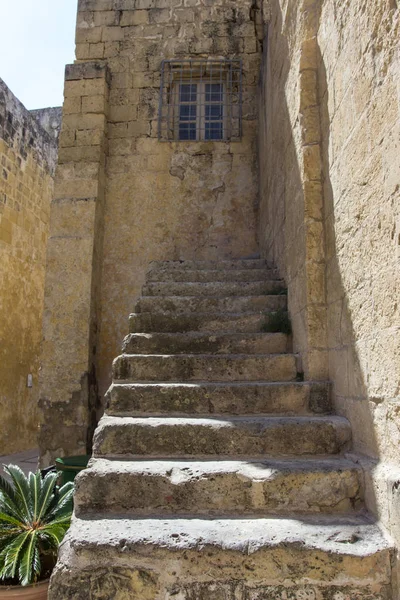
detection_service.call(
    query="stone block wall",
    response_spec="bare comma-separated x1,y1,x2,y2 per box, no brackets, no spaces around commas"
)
31,107,63,142
39,0,263,463
0,79,60,455
318,0,400,547
259,0,400,559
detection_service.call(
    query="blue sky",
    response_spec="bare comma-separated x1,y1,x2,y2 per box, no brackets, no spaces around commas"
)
0,1,78,110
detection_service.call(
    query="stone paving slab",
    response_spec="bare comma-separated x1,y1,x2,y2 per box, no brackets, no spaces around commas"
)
0,448,39,476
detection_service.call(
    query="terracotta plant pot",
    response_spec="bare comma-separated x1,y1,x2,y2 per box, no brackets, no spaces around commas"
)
0,580,49,600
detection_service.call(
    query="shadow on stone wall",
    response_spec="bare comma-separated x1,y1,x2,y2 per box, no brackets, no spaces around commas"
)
260,0,387,524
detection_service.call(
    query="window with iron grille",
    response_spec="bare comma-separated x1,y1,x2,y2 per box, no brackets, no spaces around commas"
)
158,59,242,142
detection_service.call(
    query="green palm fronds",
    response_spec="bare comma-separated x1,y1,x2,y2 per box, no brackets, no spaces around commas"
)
0,465,74,586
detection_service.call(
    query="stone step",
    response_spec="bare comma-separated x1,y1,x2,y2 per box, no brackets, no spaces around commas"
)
50,516,394,600
135,295,287,314
149,259,270,270
146,268,280,282
105,381,331,417
75,457,363,517
142,281,286,297
112,353,298,383
93,415,352,458
129,311,269,333
122,332,289,355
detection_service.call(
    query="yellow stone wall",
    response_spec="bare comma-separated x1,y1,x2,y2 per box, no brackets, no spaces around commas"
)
319,0,400,543
0,80,59,455
259,0,400,548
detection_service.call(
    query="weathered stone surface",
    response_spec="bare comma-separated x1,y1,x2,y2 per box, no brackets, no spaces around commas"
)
75,457,363,516
112,353,298,382
49,516,394,600
122,332,289,355
258,0,400,563
38,61,110,464
149,260,271,271
105,381,331,417
129,311,269,334
136,295,287,314
146,268,280,283
0,78,60,454
142,281,286,297
93,415,351,458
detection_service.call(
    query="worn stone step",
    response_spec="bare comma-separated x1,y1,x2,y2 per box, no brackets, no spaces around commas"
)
129,311,269,333
105,381,331,417
93,415,352,458
136,295,287,314
122,332,289,355
146,268,280,282
142,281,286,297
50,516,394,600
75,457,363,517
112,353,298,383
149,259,270,270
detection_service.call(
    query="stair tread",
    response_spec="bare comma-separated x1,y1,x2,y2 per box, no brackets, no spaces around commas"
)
142,281,286,297
117,352,293,358
98,415,349,425
146,268,280,282
148,259,270,270
66,514,392,556
86,456,361,474
130,311,280,317
125,332,286,339
109,381,325,388
140,294,287,299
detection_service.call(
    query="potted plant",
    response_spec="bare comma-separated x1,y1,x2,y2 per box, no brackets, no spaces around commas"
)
0,465,74,599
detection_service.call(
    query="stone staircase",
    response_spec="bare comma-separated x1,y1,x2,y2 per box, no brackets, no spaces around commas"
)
50,260,394,600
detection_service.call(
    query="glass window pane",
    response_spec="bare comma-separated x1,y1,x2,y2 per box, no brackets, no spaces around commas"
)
179,123,197,140
205,83,223,102
205,122,223,140
180,104,197,121
180,84,197,103
205,104,223,121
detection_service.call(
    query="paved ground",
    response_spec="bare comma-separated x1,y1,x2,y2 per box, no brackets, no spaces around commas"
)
0,448,39,476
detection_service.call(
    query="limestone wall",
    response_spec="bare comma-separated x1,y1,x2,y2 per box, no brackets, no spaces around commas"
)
318,0,400,546
39,0,263,462
31,107,63,142
0,79,60,454
259,0,400,557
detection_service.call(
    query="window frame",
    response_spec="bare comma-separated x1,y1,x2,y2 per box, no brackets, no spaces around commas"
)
158,59,242,143
173,80,227,142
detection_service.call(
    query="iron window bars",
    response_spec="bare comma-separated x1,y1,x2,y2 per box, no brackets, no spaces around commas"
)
158,59,243,142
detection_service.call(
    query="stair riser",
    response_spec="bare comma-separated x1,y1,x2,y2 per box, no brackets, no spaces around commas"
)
122,333,288,355
113,354,298,383
149,259,270,270
129,312,267,333
136,296,286,314
142,282,286,297
105,382,331,416
75,462,362,516
93,418,352,458
146,269,279,282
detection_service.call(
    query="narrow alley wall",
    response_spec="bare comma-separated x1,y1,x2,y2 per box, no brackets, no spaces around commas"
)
0,78,60,454
259,0,400,556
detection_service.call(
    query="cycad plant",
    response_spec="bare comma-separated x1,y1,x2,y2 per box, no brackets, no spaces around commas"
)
0,465,74,587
